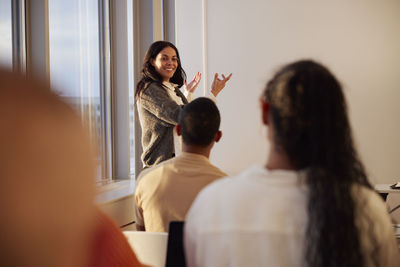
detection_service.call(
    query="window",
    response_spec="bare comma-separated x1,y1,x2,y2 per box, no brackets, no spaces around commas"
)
127,0,135,178
0,0,12,68
6,0,159,181
48,0,104,179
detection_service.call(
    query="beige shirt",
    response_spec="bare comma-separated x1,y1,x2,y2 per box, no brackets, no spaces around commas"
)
135,152,227,232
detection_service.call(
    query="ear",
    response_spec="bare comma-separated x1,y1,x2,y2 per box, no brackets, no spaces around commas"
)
176,124,182,136
260,98,270,125
150,58,155,67
214,130,222,143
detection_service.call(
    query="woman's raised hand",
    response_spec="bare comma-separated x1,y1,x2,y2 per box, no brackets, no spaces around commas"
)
211,73,232,97
185,72,202,93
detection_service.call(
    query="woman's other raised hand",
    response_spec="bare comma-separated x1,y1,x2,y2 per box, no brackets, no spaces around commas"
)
211,73,232,97
185,72,202,93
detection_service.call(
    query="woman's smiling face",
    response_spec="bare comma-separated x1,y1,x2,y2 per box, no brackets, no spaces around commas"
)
151,46,178,82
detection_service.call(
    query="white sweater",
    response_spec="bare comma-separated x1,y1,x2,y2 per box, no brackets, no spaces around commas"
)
185,165,400,267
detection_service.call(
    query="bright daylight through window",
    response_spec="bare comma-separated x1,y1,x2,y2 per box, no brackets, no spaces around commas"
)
48,0,104,180
0,0,12,68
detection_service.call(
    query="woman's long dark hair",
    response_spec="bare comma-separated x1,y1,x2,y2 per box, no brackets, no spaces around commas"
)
135,41,186,100
264,60,374,267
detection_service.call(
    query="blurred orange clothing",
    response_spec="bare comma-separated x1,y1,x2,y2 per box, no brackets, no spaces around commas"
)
90,210,148,267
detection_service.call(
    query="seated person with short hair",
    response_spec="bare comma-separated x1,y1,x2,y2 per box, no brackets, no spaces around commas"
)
135,97,226,232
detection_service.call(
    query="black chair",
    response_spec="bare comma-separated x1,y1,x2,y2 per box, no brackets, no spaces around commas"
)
165,221,186,267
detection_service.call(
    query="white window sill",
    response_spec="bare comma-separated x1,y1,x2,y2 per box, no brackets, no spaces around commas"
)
95,180,136,227
95,179,135,204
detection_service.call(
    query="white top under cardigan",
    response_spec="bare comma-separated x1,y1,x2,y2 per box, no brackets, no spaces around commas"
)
163,81,193,156
184,165,400,267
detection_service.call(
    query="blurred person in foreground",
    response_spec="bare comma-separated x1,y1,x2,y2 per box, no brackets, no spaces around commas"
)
0,69,145,267
184,60,399,267
135,97,226,232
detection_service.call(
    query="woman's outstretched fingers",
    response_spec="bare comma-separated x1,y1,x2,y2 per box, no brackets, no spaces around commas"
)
211,73,232,97
222,73,232,81
186,72,202,93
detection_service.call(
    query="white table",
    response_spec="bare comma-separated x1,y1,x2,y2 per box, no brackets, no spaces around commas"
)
375,184,400,194
375,183,400,201
123,231,168,267
375,184,400,247
375,183,400,219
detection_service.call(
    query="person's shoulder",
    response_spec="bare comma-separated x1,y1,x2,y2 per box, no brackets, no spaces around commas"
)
352,183,391,222
202,165,268,193
352,183,397,256
137,82,170,105
193,168,250,202
206,162,228,178
142,82,166,95
352,184,386,210
186,172,245,224
136,158,176,188
136,166,160,192
353,184,383,206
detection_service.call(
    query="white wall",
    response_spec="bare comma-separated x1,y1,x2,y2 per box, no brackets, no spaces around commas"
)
175,0,400,184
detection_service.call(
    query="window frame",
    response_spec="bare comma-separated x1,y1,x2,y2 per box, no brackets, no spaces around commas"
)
99,0,113,179
11,0,26,72
11,0,175,181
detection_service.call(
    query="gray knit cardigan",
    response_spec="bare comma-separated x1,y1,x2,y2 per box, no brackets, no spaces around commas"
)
137,82,188,167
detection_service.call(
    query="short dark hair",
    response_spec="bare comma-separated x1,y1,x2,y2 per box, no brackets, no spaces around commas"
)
179,97,220,147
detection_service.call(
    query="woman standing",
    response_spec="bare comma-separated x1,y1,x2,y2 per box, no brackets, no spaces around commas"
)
136,41,231,168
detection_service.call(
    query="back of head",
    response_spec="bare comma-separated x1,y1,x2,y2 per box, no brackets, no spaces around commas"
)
264,60,372,267
0,69,96,267
179,97,220,147
264,60,370,185
265,60,353,172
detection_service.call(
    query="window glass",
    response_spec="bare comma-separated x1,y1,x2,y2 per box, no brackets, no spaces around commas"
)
48,0,104,179
0,0,12,68
127,0,135,178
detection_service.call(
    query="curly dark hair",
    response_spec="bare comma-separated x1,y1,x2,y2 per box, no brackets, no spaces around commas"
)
135,41,186,100
264,60,374,267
